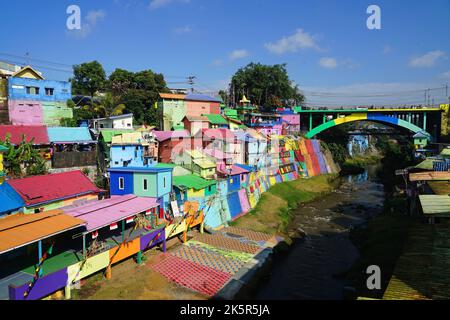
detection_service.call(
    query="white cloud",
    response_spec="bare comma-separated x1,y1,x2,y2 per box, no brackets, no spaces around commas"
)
440,71,450,79
211,59,223,67
383,45,392,54
174,25,192,34
68,10,106,39
409,50,446,68
229,49,249,61
265,29,319,54
149,0,190,10
319,57,338,69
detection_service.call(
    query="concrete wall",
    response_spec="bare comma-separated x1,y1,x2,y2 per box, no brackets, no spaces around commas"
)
8,100,43,125
160,99,186,131
8,77,71,102
110,145,145,168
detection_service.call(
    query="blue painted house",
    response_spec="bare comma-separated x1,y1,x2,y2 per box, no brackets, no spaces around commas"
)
217,165,249,192
109,132,159,168
108,165,173,210
7,66,73,126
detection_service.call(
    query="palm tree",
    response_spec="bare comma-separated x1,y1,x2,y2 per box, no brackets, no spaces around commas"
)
95,92,126,118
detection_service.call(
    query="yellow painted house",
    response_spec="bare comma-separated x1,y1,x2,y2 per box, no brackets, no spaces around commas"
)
184,149,216,179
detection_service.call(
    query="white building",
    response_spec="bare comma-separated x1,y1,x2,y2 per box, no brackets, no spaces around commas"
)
91,113,134,130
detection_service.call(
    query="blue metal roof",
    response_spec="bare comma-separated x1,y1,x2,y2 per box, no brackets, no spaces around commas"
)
0,182,24,214
185,94,221,103
47,127,94,143
235,163,257,172
108,166,173,173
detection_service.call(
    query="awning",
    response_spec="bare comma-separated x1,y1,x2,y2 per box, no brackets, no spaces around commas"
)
0,211,85,254
63,195,159,232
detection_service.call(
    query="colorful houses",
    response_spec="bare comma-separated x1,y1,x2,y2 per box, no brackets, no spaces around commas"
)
181,149,217,179
158,93,221,131
6,66,73,126
243,113,283,136
153,130,190,163
109,132,158,168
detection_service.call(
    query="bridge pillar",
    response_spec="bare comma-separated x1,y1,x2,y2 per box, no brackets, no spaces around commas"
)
309,114,312,131
323,115,326,124
408,113,411,123
423,112,427,131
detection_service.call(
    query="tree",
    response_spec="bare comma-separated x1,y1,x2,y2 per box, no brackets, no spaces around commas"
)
71,61,107,97
230,63,304,111
95,93,126,118
1,134,48,177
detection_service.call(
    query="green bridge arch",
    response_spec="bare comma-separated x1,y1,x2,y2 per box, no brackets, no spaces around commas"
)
305,113,429,139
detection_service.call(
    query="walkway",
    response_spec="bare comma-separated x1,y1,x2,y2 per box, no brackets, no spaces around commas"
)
148,226,280,297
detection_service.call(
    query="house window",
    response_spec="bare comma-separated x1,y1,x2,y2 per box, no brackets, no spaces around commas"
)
118,177,125,190
163,177,166,188
45,88,54,96
122,146,125,151
26,86,39,95
230,178,233,184
143,178,148,191
241,174,245,182
208,186,212,192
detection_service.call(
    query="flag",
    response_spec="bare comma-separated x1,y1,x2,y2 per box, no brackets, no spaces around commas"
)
110,223,118,230
92,231,98,239
126,217,134,224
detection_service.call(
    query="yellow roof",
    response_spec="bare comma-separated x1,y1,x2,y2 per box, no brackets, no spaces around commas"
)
111,132,150,146
186,150,216,168
12,65,44,80
240,95,251,103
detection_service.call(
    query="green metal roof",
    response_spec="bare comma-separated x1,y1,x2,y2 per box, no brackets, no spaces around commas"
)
440,148,450,158
415,158,437,170
99,129,134,143
173,174,216,190
154,163,176,169
204,114,228,125
419,195,450,217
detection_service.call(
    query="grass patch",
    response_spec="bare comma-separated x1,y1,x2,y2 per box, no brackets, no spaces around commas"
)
231,174,339,239
340,155,381,175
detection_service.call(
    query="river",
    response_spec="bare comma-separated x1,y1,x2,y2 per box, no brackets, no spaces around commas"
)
254,164,386,300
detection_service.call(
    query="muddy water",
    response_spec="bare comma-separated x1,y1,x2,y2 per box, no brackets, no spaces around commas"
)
255,165,385,300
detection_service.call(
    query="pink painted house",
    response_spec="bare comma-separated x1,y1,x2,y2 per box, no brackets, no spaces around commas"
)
8,100,43,125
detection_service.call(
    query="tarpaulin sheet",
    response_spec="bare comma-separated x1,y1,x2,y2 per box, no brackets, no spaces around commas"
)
238,189,251,213
227,191,243,219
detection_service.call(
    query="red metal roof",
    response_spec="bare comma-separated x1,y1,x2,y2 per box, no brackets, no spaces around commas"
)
0,125,49,145
7,170,101,206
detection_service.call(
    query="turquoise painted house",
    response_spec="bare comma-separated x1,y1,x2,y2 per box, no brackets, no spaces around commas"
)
108,166,173,210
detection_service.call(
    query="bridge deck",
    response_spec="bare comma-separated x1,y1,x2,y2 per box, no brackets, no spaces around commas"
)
296,108,442,114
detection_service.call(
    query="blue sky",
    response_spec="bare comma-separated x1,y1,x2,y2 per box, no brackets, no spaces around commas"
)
1,0,449,106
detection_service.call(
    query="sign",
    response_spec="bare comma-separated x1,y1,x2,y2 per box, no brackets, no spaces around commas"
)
171,201,182,218
109,222,118,231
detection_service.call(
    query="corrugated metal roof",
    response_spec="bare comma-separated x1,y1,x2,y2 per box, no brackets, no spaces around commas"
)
47,127,94,143
203,114,228,125
185,94,221,103
108,166,173,173
217,164,249,176
99,129,134,143
64,195,159,232
159,93,186,100
0,211,85,254
8,171,101,206
153,130,190,142
0,183,25,213
0,145,8,152
0,125,49,145
173,175,216,190
419,195,450,217
410,171,450,181
111,132,150,146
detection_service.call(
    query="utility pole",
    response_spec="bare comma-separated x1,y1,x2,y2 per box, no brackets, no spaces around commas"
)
187,75,196,93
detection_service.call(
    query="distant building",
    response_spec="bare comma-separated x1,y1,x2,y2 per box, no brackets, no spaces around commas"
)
243,113,283,136
91,113,134,131
153,130,190,164
158,93,221,131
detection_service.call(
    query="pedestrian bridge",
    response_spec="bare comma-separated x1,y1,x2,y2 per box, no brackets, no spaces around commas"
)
298,107,446,139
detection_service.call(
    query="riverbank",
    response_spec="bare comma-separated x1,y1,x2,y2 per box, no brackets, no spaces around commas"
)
230,174,340,242
340,155,381,175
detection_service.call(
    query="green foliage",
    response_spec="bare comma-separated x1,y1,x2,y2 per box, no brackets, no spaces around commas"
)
230,63,304,110
0,134,48,177
71,61,107,97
